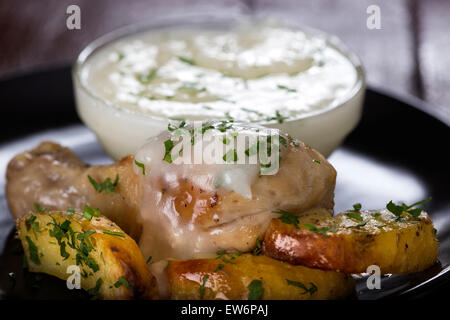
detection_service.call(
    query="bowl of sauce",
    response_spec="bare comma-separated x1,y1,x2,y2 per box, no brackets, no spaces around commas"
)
73,15,365,159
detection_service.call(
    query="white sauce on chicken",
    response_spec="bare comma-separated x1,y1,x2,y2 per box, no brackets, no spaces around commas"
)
133,121,286,261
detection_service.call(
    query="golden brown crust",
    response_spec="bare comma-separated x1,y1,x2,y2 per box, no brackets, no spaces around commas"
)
17,211,158,300
166,254,354,300
263,209,439,274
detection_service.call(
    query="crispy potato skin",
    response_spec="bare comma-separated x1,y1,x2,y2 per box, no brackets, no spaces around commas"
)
17,212,158,299
263,210,439,274
166,254,354,300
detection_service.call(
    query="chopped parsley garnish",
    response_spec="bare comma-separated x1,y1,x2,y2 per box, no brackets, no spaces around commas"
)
178,56,196,65
386,197,431,219
83,204,100,221
223,149,238,162
137,68,158,84
103,230,125,238
253,238,262,256
214,264,224,272
215,120,233,132
47,216,72,260
134,159,146,175
266,110,288,124
168,119,187,132
178,84,206,94
241,107,265,117
66,207,75,215
247,279,264,300
274,209,299,229
277,84,297,92
224,111,233,119
345,203,363,221
372,212,381,218
87,278,103,300
114,276,131,289
25,215,40,235
199,275,208,299
346,211,363,221
34,203,46,213
245,141,259,157
356,221,368,227
25,236,40,265
88,174,119,194
47,216,75,260
216,249,239,264
286,279,317,295
313,159,321,164
163,139,175,163
303,224,336,237
75,230,99,272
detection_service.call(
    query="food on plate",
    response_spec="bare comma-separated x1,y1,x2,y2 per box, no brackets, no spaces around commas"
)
74,21,364,158
17,211,158,299
7,122,336,262
263,207,438,274
166,254,355,300
5,120,438,300
6,141,142,239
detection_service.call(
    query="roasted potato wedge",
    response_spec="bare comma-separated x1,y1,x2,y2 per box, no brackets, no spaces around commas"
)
17,211,158,299
166,254,354,300
263,209,438,274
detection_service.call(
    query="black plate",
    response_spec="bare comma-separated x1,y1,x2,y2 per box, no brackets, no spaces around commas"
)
0,67,449,299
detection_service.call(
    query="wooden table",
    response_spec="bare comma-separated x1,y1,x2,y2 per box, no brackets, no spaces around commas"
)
0,0,449,122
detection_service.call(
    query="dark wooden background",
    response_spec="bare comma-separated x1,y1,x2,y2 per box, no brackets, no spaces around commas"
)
0,0,449,122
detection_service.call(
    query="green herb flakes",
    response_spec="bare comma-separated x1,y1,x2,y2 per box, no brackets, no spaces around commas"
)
286,279,317,295
253,238,262,256
247,279,264,300
103,230,125,238
178,56,196,65
303,224,336,237
274,209,299,229
87,278,103,300
114,276,131,289
134,159,146,175
83,204,100,221
88,174,119,194
214,264,224,272
34,203,46,213
25,236,41,265
199,275,208,299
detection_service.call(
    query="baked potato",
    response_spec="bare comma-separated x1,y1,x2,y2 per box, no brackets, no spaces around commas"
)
17,210,158,299
263,208,438,274
166,254,354,300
